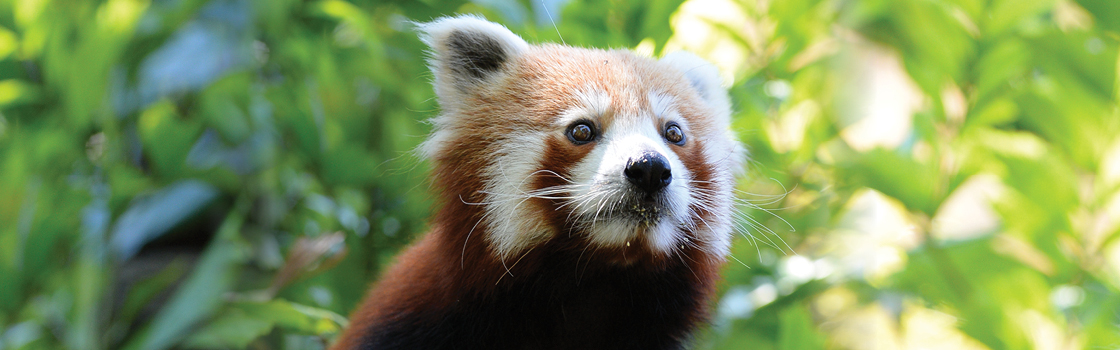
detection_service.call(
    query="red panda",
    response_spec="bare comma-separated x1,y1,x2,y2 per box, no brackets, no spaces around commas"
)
332,15,744,350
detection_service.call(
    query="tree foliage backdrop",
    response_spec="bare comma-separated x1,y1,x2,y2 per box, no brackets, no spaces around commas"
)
1,0,1119,349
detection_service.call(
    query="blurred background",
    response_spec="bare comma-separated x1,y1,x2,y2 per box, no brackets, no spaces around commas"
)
1,0,1119,349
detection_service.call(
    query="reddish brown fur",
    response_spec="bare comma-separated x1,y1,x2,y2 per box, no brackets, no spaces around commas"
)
333,33,732,350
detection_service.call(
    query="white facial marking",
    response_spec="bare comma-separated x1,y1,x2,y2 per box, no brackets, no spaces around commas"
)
480,131,552,260
697,129,741,258
649,92,677,119
561,92,699,256
562,89,612,125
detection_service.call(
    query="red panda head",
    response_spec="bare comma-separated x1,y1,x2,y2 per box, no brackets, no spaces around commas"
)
418,16,744,267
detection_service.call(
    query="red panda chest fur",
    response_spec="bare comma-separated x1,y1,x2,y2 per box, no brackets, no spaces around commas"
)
332,15,744,350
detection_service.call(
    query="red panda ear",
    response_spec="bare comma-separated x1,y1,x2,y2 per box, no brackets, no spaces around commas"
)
660,52,731,124
418,16,528,100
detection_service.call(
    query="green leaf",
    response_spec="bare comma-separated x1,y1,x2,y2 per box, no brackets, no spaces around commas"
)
1076,0,1120,33
109,180,219,260
236,300,347,335
137,100,203,176
983,0,1055,36
0,79,40,107
858,0,975,95
116,258,191,326
892,239,1032,349
778,304,826,350
971,39,1029,104
181,299,346,349
120,206,247,350
181,309,274,349
837,148,943,215
965,98,1018,128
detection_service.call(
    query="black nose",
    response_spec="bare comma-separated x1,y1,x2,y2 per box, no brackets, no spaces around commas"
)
624,152,672,194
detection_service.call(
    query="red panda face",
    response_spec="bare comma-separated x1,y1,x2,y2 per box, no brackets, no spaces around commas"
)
419,16,744,265
554,88,705,259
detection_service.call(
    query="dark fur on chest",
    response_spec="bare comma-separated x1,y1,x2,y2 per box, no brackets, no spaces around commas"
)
355,246,711,350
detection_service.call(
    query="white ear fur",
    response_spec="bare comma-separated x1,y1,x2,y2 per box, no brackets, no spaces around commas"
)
660,51,731,122
418,16,529,100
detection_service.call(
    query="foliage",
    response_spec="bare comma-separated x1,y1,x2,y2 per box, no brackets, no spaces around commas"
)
0,0,1117,349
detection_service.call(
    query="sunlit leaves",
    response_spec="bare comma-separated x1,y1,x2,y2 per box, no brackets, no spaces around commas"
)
694,0,1120,348
1076,0,1120,33
777,304,826,350
970,39,1029,105
836,148,944,215
182,300,346,349
553,0,686,51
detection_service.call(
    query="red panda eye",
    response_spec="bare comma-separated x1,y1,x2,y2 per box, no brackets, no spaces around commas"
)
664,123,685,145
567,121,595,144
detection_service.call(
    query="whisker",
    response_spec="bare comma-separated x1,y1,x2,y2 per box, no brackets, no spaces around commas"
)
461,211,486,270
728,253,751,269
495,246,535,285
